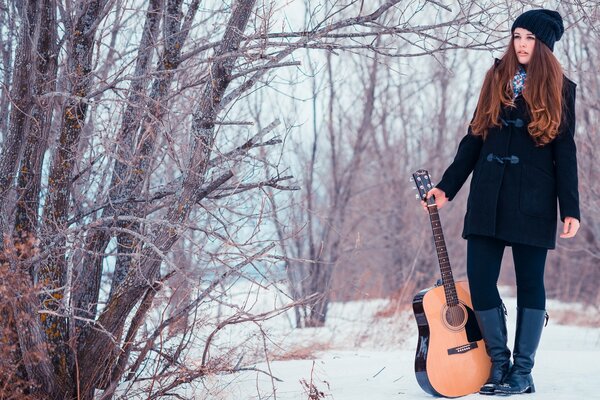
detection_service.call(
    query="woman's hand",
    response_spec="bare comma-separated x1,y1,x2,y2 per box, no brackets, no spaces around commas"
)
559,217,580,238
420,187,448,212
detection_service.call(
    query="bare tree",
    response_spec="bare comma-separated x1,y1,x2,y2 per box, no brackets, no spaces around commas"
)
544,0,600,308
269,1,504,326
272,0,600,331
2,0,496,398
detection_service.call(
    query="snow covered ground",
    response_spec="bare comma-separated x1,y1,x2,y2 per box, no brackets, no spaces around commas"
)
124,283,598,399
200,286,600,400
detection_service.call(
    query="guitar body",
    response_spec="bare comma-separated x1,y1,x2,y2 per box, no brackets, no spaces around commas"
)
413,280,491,398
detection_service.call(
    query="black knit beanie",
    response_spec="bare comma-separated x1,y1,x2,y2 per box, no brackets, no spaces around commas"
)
511,9,564,52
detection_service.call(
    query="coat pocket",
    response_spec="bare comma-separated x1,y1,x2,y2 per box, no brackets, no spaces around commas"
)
519,164,557,220
466,160,487,209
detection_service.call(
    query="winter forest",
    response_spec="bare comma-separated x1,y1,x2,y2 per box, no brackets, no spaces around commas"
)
0,0,598,399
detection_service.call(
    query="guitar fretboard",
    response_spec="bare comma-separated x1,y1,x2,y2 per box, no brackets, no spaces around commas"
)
427,204,459,306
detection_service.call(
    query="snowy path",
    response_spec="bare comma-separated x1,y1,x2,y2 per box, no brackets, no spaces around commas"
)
215,296,600,400
226,347,599,400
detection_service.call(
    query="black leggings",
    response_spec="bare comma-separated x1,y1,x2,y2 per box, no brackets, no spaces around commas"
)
466,235,548,311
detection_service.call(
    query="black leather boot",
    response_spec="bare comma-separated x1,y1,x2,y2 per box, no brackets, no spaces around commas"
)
496,307,547,395
475,305,512,395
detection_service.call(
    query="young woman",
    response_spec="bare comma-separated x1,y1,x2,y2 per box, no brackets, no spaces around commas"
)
423,9,580,396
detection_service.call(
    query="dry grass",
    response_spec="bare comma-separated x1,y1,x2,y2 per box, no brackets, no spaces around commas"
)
300,360,330,400
374,281,417,318
547,308,600,327
300,377,328,400
269,342,332,361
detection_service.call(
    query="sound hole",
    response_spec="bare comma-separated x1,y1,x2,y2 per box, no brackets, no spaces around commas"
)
442,304,467,331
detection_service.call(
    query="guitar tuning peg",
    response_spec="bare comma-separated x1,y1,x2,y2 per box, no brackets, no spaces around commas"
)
415,194,421,200
409,177,414,182
431,182,435,186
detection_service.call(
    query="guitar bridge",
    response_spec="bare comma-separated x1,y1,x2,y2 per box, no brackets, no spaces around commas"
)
447,341,479,355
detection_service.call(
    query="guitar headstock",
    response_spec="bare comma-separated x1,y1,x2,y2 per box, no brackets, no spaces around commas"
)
411,169,435,205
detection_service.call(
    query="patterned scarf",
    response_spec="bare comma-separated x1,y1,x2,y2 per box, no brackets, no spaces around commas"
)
512,65,527,98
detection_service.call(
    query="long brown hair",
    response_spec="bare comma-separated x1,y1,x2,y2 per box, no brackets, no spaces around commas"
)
470,37,564,146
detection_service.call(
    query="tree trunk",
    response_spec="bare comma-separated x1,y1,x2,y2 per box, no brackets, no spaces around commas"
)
71,0,163,336
0,2,62,397
77,1,256,394
39,0,108,390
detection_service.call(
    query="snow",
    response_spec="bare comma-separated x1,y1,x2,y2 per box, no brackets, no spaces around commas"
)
114,282,599,399
203,287,600,400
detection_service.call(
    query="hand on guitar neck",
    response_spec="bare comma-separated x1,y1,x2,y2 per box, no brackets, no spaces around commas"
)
420,187,449,212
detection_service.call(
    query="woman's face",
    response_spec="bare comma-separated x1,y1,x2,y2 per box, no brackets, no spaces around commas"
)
513,27,536,65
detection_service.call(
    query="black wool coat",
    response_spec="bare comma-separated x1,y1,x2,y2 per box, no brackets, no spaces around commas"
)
436,77,579,249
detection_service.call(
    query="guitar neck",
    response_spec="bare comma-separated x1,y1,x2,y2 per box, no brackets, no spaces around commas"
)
427,204,459,306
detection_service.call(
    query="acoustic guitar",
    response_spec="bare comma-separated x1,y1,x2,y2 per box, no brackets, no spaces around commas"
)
411,169,491,398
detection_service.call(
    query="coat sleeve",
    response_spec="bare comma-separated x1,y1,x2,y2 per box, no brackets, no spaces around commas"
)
552,79,580,222
435,127,483,201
